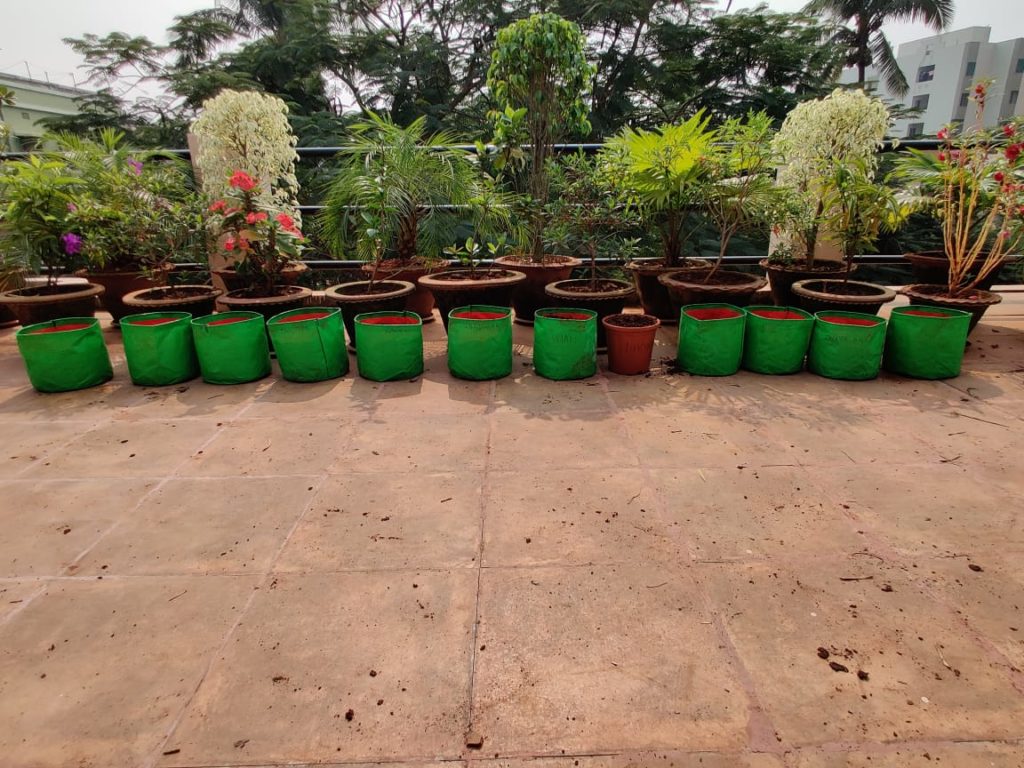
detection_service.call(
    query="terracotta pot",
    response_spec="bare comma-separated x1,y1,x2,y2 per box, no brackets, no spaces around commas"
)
0,283,104,326
602,313,661,375
544,278,635,350
624,258,712,323
122,285,223,318
791,279,896,316
324,280,415,347
213,262,309,292
218,285,313,324
0,304,18,329
658,268,766,314
360,262,443,322
494,255,581,325
903,251,1014,290
85,270,164,325
418,270,527,331
900,283,1003,334
760,259,854,306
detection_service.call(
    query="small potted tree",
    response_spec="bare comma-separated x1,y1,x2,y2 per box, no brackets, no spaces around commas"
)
766,88,892,305
207,170,312,318
601,113,716,321
895,83,1023,332
0,155,103,325
659,112,777,309
321,113,480,320
487,12,595,323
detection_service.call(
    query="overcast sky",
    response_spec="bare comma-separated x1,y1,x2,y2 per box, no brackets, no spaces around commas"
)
1,0,1022,89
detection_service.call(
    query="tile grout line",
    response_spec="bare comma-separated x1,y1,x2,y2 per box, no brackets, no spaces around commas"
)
597,371,787,757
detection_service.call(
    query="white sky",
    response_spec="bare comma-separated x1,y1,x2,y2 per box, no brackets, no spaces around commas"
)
1,0,1022,89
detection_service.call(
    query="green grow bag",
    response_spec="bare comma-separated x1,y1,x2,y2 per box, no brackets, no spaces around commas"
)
191,311,271,385
354,311,424,382
742,306,814,375
15,317,113,393
533,308,598,381
808,311,887,381
884,305,971,380
447,305,513,381
267,307,348,382
676,304,745,376
121,312,199,387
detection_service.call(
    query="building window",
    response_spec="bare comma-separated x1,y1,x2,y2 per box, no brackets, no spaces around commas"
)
965,61,976,77
960,92,970,107
907,123,925,138
917,65,935,82
912,94,930,111
1011,90,1020,104
1017,58,1024,73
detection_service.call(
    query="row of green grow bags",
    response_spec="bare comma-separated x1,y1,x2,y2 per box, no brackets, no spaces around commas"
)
675,303,972,380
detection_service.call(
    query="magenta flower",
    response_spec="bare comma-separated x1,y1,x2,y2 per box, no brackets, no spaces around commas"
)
67,202,77,212
128,159,143,176
61,233,83,255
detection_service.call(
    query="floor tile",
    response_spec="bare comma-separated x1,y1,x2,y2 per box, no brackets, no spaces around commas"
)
789,742,1024,767
488,411,636,470
337,412,490,473
0,421,97,478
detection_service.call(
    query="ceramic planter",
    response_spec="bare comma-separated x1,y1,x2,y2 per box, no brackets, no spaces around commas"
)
903,251,1014,290
493,255,581,325
790,278,896,316
623,258,711,323
602,313,660,375
360,261,442,321
324,280,415,347
544,278,635,350
760,259,853,306
85,269,162,325
418,270,526,331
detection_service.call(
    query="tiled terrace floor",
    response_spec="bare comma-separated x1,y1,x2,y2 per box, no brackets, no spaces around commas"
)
0,293,1023,768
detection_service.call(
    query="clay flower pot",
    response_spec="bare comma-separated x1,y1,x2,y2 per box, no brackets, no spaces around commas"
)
418,269,526,331
899,283,1002,334
602,313,661,375
493,255,581,325
544,278,635,350
324,280,416,347
791,279,896,316
123,285,223,318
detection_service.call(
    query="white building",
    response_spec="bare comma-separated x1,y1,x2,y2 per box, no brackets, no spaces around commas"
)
840,27,1024,137
0,72,91,152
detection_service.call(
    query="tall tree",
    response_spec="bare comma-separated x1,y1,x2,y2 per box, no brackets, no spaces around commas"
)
804,0,954,95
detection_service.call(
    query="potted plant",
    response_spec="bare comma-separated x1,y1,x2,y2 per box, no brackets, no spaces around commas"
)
790,159,904,315
766,88,892,305
542,153,638,349
602,313,661,375
601,112,716,321
895,82,1023,332
0,247,25,328
190,89,308,291
0,155,104,325
487,12,595,323
321,113,482,321
659,112,777,310
206,170,312,318
45,130,195,324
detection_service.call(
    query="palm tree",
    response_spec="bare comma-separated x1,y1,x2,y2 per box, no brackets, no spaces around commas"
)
804,0,955,96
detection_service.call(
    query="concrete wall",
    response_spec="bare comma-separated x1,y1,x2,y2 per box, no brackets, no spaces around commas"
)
0,73,91,151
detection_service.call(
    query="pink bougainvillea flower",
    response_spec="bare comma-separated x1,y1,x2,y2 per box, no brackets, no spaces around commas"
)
67,202,77,212
245,211,268,224
228,171,257,191
61,232,82,255
128,159,143,176
209,200,227,213
224,237,237,251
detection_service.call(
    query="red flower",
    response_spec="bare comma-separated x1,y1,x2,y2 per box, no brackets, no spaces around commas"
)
245,211,268,225
224,237,236,251
209,200,226,213
276,213,295,229
937,128,948,140
1007,144,1022,162
229,171,257,192
1004,124,1016,138
975,83,986,95
937,152,946,162
995,171,1005,183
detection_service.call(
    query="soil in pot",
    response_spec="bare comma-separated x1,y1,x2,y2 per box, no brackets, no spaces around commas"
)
791,279,896,316
419,270,526,331
903,251,1014,290
544,278,635,350
602,313,660,375
324,280,415,347
361,259,442,321
1,283,104,326
494,255,580,325
760,259,852,306
659,268,766,314
123,285,222,318
899,283,1002,334
219,285,313,324
624,258,711,324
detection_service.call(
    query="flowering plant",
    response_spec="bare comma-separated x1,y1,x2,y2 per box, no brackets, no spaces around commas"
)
896,82,1024,296
206,170,304,297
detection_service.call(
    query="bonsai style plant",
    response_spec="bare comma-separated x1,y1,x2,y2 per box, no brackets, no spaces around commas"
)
600,112,717,320
895,81,1024,331
768,88,892,305
206,169,312,318
0,154,103,325
190,89,306,291
659,112,779,309
321,113,481,321
487,12,596,322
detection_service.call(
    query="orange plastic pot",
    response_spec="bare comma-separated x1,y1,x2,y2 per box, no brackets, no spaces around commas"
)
602,314,661,375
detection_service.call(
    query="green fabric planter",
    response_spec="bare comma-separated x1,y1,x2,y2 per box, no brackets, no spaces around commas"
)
533,308,598,381
884,305,971,380
191,311,271,385
355,311,424,381
267,307,348,382
447,305,513,381
15,317,113,393
742,306,814,375
676,304,745,376
808,311,887,381
121,312,199,387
